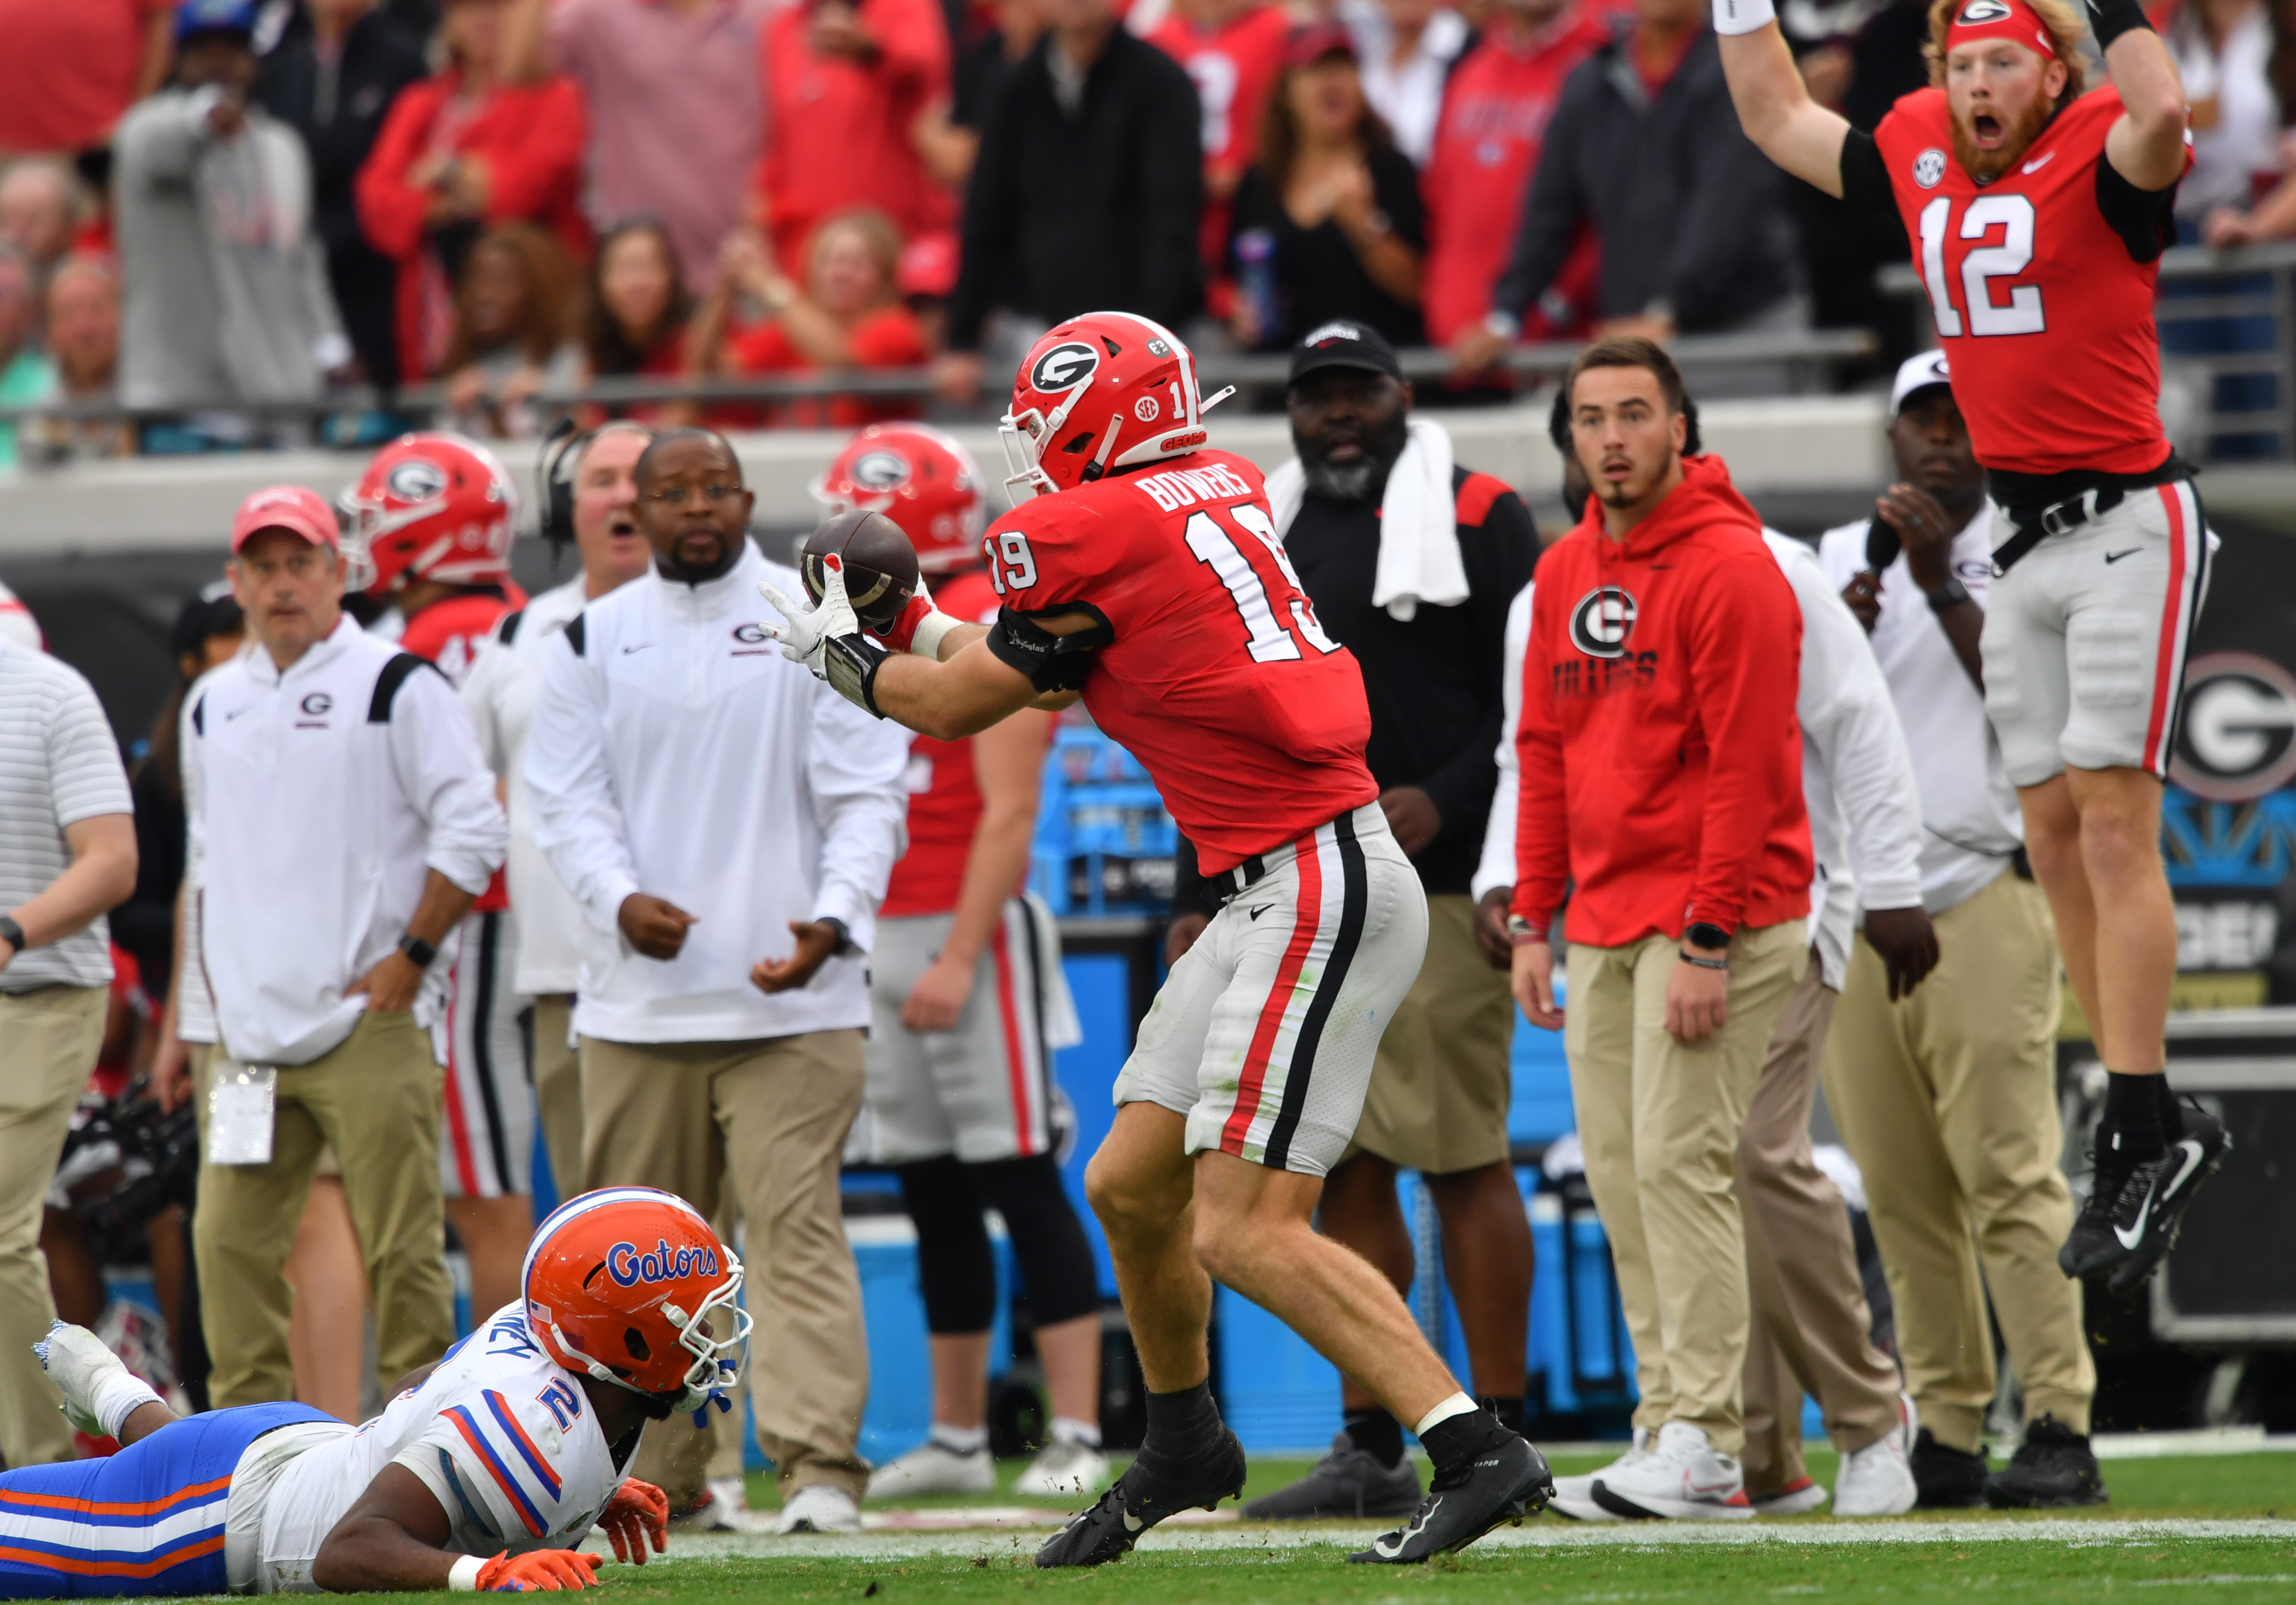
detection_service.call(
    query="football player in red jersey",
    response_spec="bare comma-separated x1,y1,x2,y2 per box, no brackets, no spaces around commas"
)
341,433,537,1323
819,425,1115,1506
762,313,1554,1567
1717,0,2227,1294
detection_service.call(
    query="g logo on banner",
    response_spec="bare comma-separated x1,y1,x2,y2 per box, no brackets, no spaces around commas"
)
1568,586,1639,659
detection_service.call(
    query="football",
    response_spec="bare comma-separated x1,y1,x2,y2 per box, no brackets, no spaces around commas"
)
800,509,920,630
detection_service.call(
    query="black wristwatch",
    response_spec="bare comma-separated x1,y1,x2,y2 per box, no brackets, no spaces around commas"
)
0,915,23,957
398,932,439,969
818,917,854,956
1926,576,1973,614
1685,921,1732,952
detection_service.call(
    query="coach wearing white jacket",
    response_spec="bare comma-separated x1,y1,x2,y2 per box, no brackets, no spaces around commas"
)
183,484,506,1410
1479,414,1936,1518
526,429,909,1534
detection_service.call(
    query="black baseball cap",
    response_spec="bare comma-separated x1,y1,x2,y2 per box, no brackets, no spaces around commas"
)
171,580,244,660
1288,320,1403,387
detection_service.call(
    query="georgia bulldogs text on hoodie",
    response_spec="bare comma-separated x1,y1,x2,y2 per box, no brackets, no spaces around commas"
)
1511,454,1813,948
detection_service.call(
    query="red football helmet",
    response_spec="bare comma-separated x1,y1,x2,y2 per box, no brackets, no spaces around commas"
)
339,432,519,596
999,312,1234,501
813,424,986,574
521,1186,749,1413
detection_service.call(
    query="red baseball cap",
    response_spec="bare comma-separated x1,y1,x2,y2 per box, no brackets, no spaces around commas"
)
1285,21,1356,68
230,484,341,554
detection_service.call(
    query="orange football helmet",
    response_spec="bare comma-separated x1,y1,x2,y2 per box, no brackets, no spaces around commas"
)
813,423,986,575
521,1187,748,1415
999,312,1234,502
339,432,519,596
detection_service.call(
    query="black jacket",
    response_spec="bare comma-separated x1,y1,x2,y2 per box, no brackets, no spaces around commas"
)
253,8,431,260
947,29,1204,350
1492,29,1800,333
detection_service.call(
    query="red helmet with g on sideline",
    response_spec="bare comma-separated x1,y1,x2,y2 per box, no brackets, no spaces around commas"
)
339,432,519,596
813,423,986,574
999,312,1233,501
521,1186,749,1414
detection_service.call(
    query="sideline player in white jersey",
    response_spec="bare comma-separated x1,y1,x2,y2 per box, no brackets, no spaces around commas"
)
2,1189,741,1596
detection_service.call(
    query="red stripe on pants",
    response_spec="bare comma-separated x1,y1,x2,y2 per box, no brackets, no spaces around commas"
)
2143,484,2189,774
992,921,1035,1157
442,991,481,1195
1220,833,1323,1156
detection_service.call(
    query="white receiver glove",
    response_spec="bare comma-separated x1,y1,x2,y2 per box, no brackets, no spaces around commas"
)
758,556,890,716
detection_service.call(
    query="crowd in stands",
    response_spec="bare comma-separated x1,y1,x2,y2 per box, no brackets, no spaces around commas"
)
0,0,2288,455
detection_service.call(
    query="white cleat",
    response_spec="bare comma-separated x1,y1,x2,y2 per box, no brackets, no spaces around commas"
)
1547,1428,1647,1521
34,1321,131,1438
865,1439,997,1500
1833,1394,1919,1517
777,1483,863,1534
1014,1439,1111,1499
1751,1478,1829,1516
1590,1422,1756,1520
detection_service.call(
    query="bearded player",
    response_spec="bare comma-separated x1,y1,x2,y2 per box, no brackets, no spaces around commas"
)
1,1188,740,1596
762,313,1553,1567
1717,0,2225,1293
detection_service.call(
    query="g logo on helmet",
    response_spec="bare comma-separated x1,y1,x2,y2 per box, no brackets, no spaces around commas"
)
606,1237,722,1287
384,459,447,502
1029,342,1100,394
1913,148,1947,188
1955,0,2011,20
1568,586,1639,659
850,450,911,492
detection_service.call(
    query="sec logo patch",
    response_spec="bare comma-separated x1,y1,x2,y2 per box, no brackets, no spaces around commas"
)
1914,148,1947,189
1568,586,1638,659
1135,396,1161,422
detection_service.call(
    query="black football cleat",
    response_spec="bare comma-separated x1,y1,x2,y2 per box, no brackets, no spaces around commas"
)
2059,1109,2230,1292
1909,1428,1988,1509
1985,1416,2107,1509
1242,1432,1424,1520
1033,1429,1246,1568
1348,1433,1553,1563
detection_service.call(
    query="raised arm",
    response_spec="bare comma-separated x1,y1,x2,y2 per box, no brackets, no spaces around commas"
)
2101,18,2189,191
1715,19,1855,197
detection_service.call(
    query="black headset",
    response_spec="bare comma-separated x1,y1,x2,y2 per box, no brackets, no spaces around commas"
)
537,417,595,554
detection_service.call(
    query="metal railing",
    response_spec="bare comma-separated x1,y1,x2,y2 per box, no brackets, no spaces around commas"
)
1879,239,2296,461
0,326,1878,444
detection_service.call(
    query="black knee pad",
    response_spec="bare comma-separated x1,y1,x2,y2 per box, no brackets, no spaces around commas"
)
896,1157,998,1334
972,1154,1103,1327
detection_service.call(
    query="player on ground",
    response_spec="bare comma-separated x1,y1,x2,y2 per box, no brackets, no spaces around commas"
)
761,313,1553,1567
2,1187,741,1597
819,425,1113,1504
341,433,539,1321
1714,0,2225,1290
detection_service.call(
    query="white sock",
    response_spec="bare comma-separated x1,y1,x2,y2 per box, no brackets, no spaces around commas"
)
930,1423,988,1455
1413,1392,1480,1438
96,1372,164,1442
1049,1416,1101,1449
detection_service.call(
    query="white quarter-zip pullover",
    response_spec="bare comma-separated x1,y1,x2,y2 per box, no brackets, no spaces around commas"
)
188,615,508,1065
524,541,910,1045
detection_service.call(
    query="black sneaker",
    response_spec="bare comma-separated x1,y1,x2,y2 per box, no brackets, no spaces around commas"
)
1243,1432,1423,1520
1985,1415,2107,1508
1033,1429,1246,1568
1909,1427,1988,1509
2059,1111,2231,1291
1348,1433,1553,1563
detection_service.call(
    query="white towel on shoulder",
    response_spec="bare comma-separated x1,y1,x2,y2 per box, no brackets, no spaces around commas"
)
1263,416,1470,622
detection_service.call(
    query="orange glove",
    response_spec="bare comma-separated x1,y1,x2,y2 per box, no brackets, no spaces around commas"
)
597,1479,670,1565
473,1550,605,1592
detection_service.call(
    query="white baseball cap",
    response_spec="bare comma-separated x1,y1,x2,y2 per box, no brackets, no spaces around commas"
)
1889,350,1952,423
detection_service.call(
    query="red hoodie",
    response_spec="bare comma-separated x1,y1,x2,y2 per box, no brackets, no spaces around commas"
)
1512,454,1811,947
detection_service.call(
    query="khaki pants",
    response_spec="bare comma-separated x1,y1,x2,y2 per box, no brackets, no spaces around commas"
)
531,995,582,1203
1737,953,1902,1493
194,1008,457,1407
1566,922,1806,1455
581,1030,868,1503
1350,895,1515,1175
0,985,107,1467
1823,871,2093,1452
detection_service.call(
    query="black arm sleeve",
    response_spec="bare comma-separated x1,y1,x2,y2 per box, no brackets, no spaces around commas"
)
1837,128,1897,217
983,606,1113,691
2096,155,2179,262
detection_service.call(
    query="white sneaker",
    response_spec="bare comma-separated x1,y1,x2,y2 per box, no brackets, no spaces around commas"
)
33,1321,142,1438
1833,1394,1918,1517
1751,1477,1828,1516
1547,1428,1647,1521
1591,1421,1755,1520
700,1476,763,1531
1013,1439,1110,1498
864,1440,995,1500
777,1483,863,1534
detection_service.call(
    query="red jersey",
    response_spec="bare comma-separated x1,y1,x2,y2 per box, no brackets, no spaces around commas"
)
1870,86,2185,477
882,569,1015,918
1420,9,1610,345
722,307,930,428
398,586,526,911
756,0,956,278
1512,455,1811,947
981,450,1377,873
1148,4,1292,271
